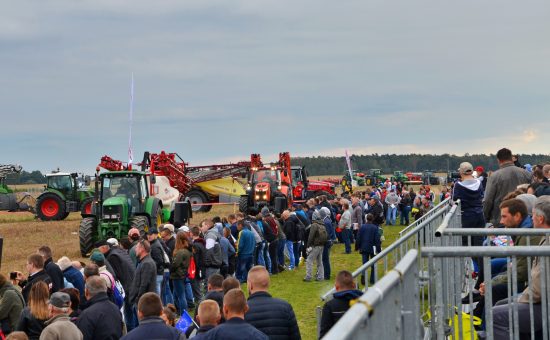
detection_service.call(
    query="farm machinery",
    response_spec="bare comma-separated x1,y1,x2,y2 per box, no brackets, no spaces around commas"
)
239,152,294,214
79,155,171,256
291,166,336,200
35,171,94,221
0,164,33,212
422,170,440,185
363,169,387,186
390,171,409,185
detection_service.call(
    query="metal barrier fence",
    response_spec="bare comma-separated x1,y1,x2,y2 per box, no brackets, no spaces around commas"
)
323,249,421,340
399,197,453,237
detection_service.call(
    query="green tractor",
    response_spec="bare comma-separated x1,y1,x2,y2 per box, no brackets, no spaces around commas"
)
391,171,409,185
364,169,386,186
79,170,170,256
36,172,95,221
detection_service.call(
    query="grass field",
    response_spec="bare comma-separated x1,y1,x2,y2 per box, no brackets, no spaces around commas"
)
0,205,405,340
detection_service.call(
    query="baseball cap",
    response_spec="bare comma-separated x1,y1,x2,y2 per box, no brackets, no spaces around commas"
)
49,292,71,309
147,227,159,235
475,166,484,173
178,225,190,233
458,162,473,174
106,238,119,247
90,251,105,263
128,228,140,237
161,224,175,233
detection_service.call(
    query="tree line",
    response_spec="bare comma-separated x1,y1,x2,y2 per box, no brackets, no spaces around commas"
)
292,153,550,176
4,170,47,184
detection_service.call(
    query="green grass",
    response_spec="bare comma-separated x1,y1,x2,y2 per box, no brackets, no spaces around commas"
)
264,223,405,340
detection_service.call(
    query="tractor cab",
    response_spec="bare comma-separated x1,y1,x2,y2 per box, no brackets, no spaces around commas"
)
46,173,75,199
100,172,147,219
249,169,281,205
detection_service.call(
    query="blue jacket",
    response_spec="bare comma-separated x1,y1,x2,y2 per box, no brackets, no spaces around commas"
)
204,317,268,340
121,316,185,340
238,228,255,257
356,223,381,255
220,236,235,266
520,216,533,228
452,179,484,217
323,218,336,241
63,266,86,303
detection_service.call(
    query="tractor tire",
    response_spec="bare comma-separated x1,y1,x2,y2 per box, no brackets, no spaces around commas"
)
238,196,248,213
80,197,94,216
36,193,66,221
79,217,97,256
186,190,211,213
130,215,149,237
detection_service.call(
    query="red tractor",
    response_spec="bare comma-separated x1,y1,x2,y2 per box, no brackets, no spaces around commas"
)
291,166,336,200
239,152,293,214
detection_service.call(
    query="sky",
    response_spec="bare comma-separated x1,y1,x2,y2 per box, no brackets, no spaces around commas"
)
1,0,549,174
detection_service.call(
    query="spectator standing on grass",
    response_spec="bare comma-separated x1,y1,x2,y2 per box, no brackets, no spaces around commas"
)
204,288,267,340
304,210,327,282
16,282,49,340
245,266,301,339
55,257,85,304
191,226,206,304
236,220,255,283
171,232,191,314
261,207,279,275
351,197,362,243
219,226,235,278
37,247,63,294
384,189,401,226
483,148,532,226
127,228,141,267
39,292,82,340
399,193,412,226
281,210,298,269
223,227,237,277
201,219,224,283
319,271,362,338
492,196,550,338
356,214,381,286
147,227,173,303
18,254,52,304
160,224,176,257
321,207,336,280
0,273,25,336
121,293,185,340
128,239,157,310
76,276,123,340
339,202,352,254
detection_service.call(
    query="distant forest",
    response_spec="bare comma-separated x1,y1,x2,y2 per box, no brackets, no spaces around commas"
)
292,153,550,176
4,153,550,184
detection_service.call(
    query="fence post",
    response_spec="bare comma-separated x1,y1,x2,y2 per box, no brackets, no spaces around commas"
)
0,236,3,270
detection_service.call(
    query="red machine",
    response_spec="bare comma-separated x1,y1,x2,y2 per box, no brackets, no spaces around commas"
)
291,166,336,200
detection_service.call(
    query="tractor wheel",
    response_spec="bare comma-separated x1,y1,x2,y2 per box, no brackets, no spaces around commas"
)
79,217,97,256
36,193,66,221
238,196,248,213
186,190,211,213
130,215,149,237
80,197,94,216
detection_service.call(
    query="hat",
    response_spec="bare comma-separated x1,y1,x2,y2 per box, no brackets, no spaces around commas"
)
94,240,109,248
162,224,175,233
458,162,474,174
147,227,159,235
106,238,119,247
128,228,140,237
178,225,190,233
475,166,484,173
261,207,270,217
90,251,105,263
49,292,71,309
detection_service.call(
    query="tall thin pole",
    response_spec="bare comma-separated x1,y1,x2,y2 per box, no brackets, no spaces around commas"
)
128,73,134,170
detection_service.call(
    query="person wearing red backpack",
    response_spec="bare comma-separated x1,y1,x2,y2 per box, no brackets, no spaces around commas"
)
171,232,192,315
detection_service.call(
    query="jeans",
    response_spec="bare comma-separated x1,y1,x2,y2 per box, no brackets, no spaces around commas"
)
285,241,295,269
277,239,286,266
256,242,265,267
268,240,279,274
342,228,352,253
172,279,188,314
263,241,272,273
124,300,138,331
191,278,203,303
386,206,397,225
161,271,173,305
156,275,163,296
322,242,332,280
237,255,253,283
361,252,376,285
293,242,301,267
400,205,411,225
185,278,194,306
493,301,542,339
305,246,324,280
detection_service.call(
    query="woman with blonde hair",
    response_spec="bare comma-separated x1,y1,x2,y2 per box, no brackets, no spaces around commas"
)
171,231,192,315
15,281,49,339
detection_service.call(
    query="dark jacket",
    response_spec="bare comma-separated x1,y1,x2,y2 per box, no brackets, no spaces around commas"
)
283,217,299,242
150,238,167,275
20,270,52,303
0,282,25,333
204,317,268,340
356,223,381,254
170,248,191,280
121,316,185,340
366,202,384,226
192,325,215,339
44,258,64,293
106,247,136,293
164,236,176,261
128,254,157,305
452,179,484,217
62,266,86,304
76,292,123,340
192,238,206,280
15,307,47,340
320,289,363,338
245,291,301,340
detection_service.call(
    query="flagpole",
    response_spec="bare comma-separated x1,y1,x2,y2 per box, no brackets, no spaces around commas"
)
128,73,134,170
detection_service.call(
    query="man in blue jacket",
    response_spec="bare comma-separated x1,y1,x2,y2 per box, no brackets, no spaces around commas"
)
355,213,381,285
237,220,255,283
121,292,185,340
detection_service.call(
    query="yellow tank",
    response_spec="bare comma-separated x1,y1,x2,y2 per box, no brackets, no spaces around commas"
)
194,177,246,198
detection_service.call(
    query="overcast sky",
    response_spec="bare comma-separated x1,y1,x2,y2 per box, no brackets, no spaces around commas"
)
1,0,549,174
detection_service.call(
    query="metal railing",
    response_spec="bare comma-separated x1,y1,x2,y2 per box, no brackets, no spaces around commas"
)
323,249,421,340
399,197,452,237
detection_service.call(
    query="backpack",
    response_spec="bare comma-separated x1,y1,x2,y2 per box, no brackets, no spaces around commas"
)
317,223,328,244
100,272,125,308
188,256,196,280
294,216,306,241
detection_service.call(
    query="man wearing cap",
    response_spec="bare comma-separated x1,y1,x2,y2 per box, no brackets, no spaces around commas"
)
483,148,532,226
475,166,488,191
127,228,141,267
40,292,83,340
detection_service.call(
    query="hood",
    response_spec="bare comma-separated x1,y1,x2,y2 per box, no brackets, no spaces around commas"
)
333,289,363,301
520,216,533,228
456,179,482,192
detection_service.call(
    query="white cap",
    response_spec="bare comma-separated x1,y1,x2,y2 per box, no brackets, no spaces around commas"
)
179,225,190,233
106,238,119,247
